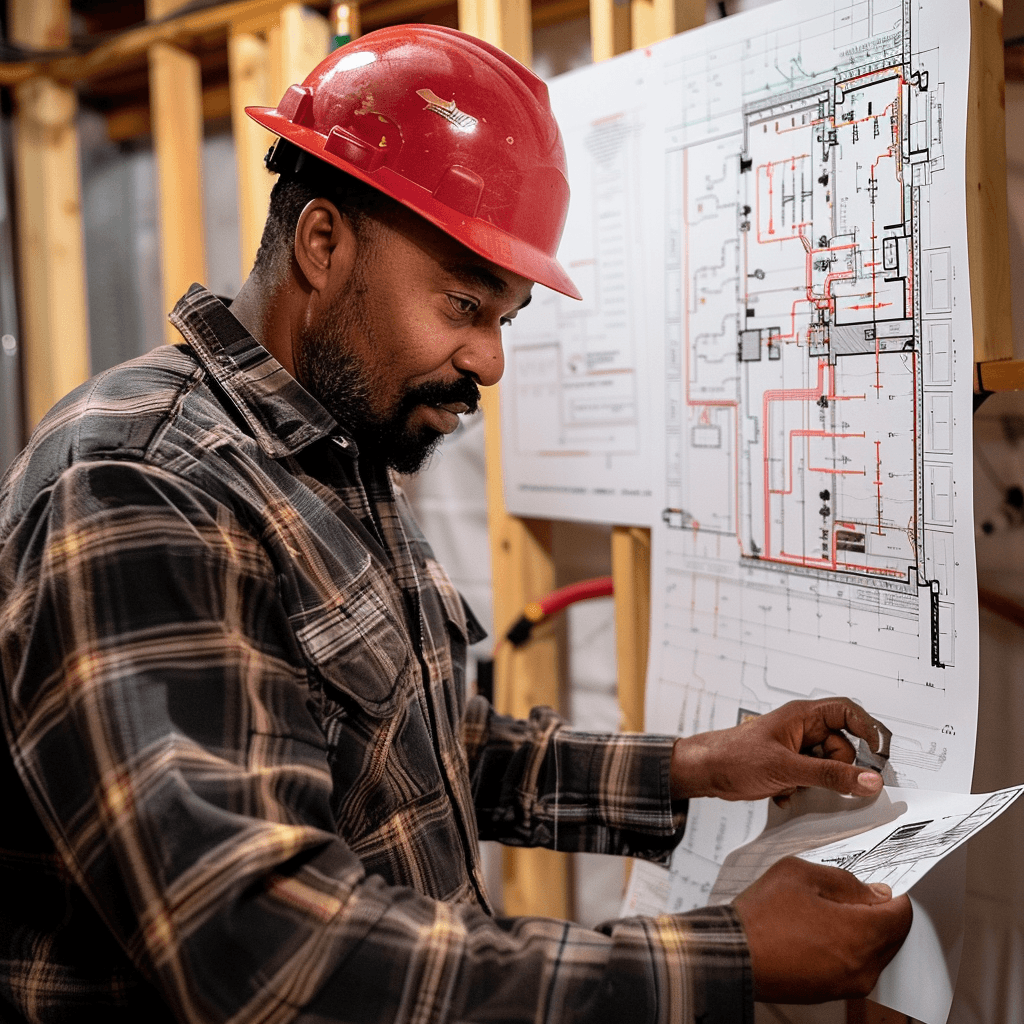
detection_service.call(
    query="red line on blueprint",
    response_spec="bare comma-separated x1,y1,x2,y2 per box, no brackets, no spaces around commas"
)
769,429,868,497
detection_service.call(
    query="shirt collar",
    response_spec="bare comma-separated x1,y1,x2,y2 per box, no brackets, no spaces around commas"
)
169,284,351,460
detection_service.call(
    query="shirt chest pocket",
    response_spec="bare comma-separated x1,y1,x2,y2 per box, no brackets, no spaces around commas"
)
289,576,443,838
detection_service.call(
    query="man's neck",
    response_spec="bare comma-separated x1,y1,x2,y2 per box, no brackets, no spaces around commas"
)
232,273,303,377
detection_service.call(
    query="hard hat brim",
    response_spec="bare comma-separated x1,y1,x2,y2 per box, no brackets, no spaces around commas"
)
247,105,583,302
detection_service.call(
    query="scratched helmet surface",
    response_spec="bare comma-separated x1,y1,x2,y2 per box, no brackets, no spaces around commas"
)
246,24,580,299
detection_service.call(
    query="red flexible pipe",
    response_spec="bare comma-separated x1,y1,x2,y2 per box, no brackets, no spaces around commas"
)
505,575,615,647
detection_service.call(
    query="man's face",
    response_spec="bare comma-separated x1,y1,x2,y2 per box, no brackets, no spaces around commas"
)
295,208,533,474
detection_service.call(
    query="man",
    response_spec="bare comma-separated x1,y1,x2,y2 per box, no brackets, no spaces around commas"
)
0,25,910,1024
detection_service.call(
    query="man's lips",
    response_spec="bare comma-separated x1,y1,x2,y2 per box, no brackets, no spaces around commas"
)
417,403,466,434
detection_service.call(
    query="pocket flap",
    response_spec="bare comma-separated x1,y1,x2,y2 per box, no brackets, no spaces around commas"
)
292,573,413,718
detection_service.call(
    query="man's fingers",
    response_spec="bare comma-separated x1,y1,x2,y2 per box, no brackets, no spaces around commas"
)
781,749,883,796
819,731,857,765
806,698,892,759
734,859,913,1003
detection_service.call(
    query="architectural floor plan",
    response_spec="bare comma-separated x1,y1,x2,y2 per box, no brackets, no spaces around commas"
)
628,2,977,1016
647,0,975,857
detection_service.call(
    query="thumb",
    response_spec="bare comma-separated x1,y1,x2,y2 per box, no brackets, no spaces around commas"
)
783,750,884,796
812,863,893,906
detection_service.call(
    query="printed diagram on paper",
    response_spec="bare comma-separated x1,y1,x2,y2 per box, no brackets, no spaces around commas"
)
635,0,978,915
499,54,658,526
706,786,1023,905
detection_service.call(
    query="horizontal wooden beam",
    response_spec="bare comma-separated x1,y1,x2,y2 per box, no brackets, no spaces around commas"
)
104,81,231,141
0,0,297,86
534,0,590,29
360,0,449,29
976,357,1024,393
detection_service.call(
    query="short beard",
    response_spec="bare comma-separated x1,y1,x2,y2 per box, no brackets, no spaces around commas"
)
294,280,480,475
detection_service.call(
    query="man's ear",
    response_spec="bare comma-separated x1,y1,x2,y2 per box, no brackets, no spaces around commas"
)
292,198,358,296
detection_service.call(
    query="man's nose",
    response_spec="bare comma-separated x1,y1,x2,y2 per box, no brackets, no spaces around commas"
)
453,325,504,388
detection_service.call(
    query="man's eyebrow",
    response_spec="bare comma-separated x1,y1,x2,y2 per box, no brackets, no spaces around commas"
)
442,261,509,295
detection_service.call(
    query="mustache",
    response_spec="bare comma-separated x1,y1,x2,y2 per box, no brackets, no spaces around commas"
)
401,375,481,415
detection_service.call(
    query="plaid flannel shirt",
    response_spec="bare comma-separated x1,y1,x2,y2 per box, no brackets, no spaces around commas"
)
0,285,751,1024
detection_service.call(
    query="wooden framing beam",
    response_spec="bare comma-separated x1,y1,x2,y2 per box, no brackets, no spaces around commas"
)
481,389,569,919
977,357,1024,393
229,4,330,282
147,7,208,343
361,0,451,30
533,0,590,30
967,0,1012,364
631,0,704,50
457,0,532,67
464,0,568,920
0,0,299,87
611,526,650,733
591,0,631,62
229,30,275,279
268,3,331,104
104,81,232,142
8,0,90,428
8,0,72,49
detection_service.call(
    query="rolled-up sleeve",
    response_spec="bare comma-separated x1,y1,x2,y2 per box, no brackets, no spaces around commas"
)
463,696,688,861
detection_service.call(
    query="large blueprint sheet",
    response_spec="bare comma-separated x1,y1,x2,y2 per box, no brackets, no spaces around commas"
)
621,1,978,1019
502,0,980,1018
638,0,976,895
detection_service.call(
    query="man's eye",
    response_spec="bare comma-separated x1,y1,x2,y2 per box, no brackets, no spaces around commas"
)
448,295,478,316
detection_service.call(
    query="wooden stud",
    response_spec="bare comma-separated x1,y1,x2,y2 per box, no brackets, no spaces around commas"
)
8,0,90,428
229,30,275,280
457,0,532,67
977,357,1024,392
8,0,71,49
611,526,650,733
967,0,1012,364
462,0,567,919
269,3,331,105
480,386,570,920
631,0,704,50
591,0,631,62
148,37,208,343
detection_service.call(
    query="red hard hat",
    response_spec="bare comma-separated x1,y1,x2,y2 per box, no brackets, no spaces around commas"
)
246,24,581,300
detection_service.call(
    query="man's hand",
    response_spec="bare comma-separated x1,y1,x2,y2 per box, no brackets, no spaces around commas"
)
732,857,912,1003
670,697,890,802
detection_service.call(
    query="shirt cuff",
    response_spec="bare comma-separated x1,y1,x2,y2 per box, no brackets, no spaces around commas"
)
587,731,686,837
